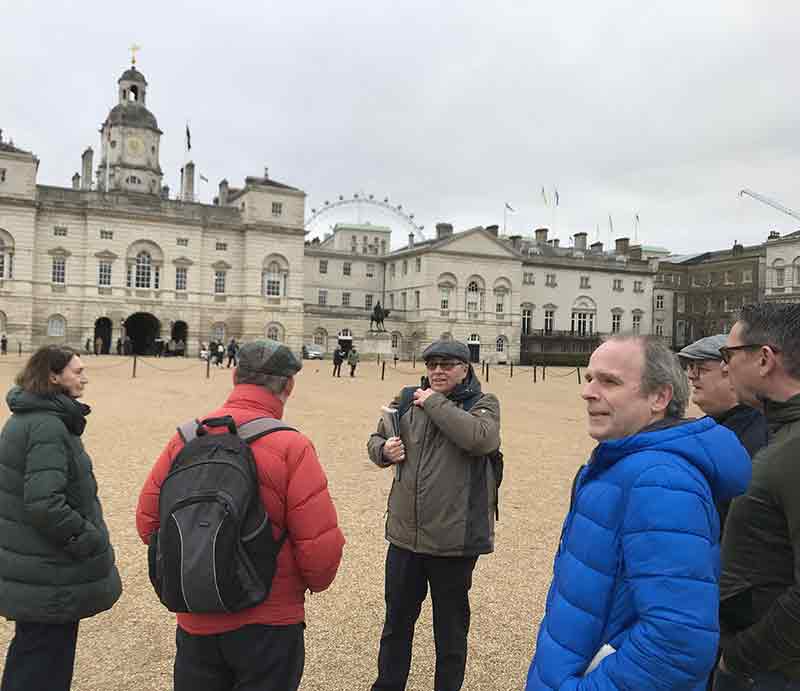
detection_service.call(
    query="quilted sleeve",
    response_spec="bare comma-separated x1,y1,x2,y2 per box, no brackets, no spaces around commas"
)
573,463,719,690
135,432,183,544
24,418,105,560
285,437,345,593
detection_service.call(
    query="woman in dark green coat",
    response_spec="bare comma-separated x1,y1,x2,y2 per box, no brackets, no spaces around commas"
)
0,346,122,691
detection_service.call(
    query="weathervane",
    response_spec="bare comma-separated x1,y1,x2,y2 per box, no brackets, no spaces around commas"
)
130,43,142,66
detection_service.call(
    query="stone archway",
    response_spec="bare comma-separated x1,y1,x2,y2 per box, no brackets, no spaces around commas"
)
93,317,112,354
124,312,161,355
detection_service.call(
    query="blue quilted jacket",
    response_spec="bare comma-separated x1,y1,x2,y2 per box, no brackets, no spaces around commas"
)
526,417,752,691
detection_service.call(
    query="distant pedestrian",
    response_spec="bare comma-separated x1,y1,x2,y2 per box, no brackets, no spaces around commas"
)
348,348,360,377
332,348,344,378
226,339,238,368
216,343,225,367
84,338,91,355
0,334,7,356
94,336,102,356
115,338,122,356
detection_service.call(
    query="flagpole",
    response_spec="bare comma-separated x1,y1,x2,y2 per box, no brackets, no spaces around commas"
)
503,205,507,235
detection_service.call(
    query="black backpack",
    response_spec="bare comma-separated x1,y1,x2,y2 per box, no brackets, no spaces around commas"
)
396,385,504,519
147,415,295,613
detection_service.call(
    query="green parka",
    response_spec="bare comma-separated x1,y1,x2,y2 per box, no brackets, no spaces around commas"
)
0,387,122,622
368,371,501,556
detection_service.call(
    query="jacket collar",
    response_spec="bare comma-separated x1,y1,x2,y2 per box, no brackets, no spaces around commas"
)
223,384,285,419
762,393,800,429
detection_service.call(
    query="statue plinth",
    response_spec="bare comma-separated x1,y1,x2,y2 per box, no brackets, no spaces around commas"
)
364,330,394,356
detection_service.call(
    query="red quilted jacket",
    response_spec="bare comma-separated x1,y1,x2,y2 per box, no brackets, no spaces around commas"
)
136,384,345,634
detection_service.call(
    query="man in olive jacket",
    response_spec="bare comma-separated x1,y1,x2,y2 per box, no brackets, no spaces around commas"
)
367,339,500,691
715,303,800,690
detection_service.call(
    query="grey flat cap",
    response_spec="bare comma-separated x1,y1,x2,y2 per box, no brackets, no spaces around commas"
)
678,334,727,361
237,339,302,377
422,339,471,363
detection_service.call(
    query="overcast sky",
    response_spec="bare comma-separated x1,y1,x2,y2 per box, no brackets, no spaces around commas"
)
2,1,799,253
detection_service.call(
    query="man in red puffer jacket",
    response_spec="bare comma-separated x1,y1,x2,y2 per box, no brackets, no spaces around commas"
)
136,339,345,691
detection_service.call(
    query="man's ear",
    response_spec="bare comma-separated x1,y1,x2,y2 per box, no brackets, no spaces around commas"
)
760,346,780,377
650,384,673,415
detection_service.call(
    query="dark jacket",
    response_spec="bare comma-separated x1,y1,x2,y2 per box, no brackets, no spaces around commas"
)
0,387,122,623
720,394,800,679
367,370,501,557
714,405,768,530
527,417,751,691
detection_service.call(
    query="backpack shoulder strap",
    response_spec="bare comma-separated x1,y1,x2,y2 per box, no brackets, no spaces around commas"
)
177,419,200,444
237,417,297,443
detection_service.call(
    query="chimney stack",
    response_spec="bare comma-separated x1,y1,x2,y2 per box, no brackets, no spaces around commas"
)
573,232,587,251
535,227,549,243
183,161,195,201
615,237,630,255
485,224,499,237
81,147,93,190
768,230,781,240
590,241,604,253
71,173,81,190
408,232,415,248
629,246,643,260
435,222,454,240
218,179,229,205
549,238,560,248
509,234,522,250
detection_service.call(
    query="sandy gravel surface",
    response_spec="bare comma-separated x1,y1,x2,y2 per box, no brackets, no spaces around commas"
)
0,355,598,690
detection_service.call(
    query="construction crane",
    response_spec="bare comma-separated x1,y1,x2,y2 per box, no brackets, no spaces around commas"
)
739,188,800,223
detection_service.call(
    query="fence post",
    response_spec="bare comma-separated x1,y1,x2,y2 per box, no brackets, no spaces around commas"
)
18,343,22,356
132,354,138,379
412,353,416,369
486,362,490,383
576,367,582,385
206,355,211,379
381,361,386,381
533,364,537,383
510,362,513,378
543,365,546,381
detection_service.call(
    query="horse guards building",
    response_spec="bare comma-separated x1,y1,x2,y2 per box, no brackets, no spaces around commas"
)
1,64,789,364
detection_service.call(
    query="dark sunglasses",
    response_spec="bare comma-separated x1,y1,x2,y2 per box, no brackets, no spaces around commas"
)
425,360,464,372
719,343,780,364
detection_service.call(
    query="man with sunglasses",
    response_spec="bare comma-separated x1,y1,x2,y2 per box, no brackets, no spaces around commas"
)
715,303,800,690
367,339,500,691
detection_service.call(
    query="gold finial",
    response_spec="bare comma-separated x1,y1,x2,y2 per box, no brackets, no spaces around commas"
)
130,44,142,66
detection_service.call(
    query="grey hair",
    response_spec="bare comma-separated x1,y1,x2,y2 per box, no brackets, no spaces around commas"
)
606,334,689,418
233,369,289,394
738,303,800,379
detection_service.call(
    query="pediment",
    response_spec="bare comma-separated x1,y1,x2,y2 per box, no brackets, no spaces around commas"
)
434,229,519,259
173,256,194,267
94,249,119,260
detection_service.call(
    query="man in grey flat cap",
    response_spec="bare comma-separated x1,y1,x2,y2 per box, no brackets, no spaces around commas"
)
679,334,767,468
137,339,345,691
367,338,501,691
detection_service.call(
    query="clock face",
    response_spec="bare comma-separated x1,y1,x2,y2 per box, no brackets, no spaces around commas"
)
126,137,144,159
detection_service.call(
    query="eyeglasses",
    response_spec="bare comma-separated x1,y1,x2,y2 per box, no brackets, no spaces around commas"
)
719,343,780,364
425,360,463,372
684,361,718,377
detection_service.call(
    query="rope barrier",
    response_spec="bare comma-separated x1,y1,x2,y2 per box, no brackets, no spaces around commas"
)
137,358,206,373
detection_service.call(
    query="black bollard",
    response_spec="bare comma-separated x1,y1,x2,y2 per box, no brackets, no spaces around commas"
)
533,364,537,383
18,343,21,356
132,354,138,379
412,353,416,369
510,362,514,378
206,355,211,379
577,367,582,384
486,362,490,383
543,365,546,381
381,361,386,381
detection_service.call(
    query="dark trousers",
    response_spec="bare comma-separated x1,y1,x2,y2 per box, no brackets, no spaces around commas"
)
1,621,79,691
714,667,800,690
174,623,304,691
350,364,357,377
333,362,342,377
372,544,478,691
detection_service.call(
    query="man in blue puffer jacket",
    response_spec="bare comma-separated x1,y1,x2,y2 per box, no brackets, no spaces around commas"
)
527,335,752,691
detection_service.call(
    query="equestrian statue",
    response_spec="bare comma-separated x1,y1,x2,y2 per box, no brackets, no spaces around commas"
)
370,302,391,332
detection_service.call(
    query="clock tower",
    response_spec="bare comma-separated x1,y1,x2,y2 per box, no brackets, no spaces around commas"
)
98,64,163,194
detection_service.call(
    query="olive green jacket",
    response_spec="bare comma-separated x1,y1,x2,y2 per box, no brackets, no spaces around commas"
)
0,387,122,622
367,376,501,556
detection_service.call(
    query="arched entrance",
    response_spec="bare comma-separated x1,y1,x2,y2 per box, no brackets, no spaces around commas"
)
467,333,481,363
124,312,161,355
93,317,112,354
171,320,188,356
